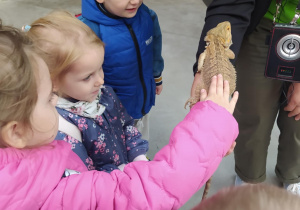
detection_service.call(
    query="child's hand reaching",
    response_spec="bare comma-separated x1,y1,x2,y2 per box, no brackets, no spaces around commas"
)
199,74,239,114
199,74,239,157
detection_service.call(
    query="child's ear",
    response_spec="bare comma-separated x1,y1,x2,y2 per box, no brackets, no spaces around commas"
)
96,0,104,3
1,121,27,148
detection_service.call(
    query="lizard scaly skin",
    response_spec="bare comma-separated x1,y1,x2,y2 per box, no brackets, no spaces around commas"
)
185,21,236,201
185,21,236,109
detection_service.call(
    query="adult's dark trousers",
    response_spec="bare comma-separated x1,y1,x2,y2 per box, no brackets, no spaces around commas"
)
233,17,300,184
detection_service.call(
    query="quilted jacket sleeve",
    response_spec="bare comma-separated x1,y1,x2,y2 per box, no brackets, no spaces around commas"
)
44,100,238,210
142,4,164,80
149,8,164,80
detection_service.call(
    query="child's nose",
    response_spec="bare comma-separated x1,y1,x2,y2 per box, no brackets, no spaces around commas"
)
130,0,139,5
95,73,104,87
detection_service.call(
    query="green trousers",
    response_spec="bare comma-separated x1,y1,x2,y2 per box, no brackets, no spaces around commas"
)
234,18,300,184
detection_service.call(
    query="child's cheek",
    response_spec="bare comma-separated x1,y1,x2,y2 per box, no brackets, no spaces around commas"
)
31,107,58,135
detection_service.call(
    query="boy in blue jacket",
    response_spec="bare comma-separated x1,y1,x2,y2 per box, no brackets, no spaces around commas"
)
79,0,164,140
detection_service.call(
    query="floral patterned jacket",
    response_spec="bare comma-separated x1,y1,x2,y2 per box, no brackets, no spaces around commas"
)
55,86,149,172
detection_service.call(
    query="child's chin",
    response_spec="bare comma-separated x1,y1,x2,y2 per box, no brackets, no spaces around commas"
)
124,12,137,18
87,96,97,102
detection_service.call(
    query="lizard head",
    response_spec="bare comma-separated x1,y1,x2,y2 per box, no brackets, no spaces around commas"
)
204,21,232,48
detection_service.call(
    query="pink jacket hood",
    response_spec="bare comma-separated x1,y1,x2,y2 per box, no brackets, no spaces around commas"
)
0,101,238,209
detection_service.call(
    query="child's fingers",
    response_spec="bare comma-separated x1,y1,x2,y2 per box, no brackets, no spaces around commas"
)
208,75,217,95
229,91,239,111
200,89,207,101
223,80,230,97
216,74,224,95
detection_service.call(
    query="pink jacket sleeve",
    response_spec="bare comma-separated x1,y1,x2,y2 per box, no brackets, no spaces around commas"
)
44,101,238,210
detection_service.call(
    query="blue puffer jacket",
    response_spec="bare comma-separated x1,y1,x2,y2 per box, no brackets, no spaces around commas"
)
81,1,164,119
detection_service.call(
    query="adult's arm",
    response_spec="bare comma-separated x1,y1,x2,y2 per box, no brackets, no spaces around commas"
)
193,0,271,74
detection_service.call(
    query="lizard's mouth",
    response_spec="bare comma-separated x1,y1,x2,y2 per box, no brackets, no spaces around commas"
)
225,37,232,47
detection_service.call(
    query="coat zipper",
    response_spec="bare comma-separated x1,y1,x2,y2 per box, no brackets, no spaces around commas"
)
125,24,147,116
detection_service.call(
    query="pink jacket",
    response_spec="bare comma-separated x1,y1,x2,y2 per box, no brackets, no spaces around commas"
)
0,101,238,210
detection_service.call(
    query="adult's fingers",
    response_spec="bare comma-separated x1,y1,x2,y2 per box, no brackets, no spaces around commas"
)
284,102,296,112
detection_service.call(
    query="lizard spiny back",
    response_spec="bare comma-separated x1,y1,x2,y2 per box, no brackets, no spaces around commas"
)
202,33,236,94
185,21,236,109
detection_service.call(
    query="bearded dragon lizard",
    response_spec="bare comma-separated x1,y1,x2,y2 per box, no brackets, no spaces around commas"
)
185,21,236,109
185,21,236,200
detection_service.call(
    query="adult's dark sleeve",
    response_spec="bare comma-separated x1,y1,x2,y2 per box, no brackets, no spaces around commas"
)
193,0,271,74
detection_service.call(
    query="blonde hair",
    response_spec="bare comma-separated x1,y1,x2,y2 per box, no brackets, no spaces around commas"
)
0,20,38,137
193,184,300,210
26,10,104,83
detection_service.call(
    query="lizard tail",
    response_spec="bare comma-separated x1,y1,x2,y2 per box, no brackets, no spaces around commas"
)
201,177,212,201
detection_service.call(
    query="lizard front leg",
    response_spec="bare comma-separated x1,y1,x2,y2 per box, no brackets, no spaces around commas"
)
185,51,206,109
225,48,235,60
184,71,203,109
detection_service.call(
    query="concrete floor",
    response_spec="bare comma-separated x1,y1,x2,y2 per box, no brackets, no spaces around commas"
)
0,0,281,209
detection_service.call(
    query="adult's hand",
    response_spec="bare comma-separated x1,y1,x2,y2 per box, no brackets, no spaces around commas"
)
190,72,202,97
284,82,300,121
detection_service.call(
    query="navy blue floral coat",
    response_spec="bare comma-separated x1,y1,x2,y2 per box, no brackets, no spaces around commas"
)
55,86,149,172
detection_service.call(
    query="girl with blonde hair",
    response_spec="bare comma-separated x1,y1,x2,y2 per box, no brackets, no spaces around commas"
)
0,16,238,209
26,11,149,171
